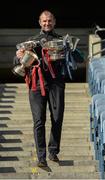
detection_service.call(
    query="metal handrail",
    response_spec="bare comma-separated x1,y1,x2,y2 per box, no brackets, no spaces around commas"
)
92,48,105,56
92,39,105,46
91,38,105,59
88,48,105,61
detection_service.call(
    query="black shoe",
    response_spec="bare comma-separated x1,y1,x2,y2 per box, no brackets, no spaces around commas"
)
37,159,48,167
48,153,59,162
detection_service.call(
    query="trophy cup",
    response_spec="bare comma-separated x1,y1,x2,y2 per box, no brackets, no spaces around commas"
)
13,41,38,77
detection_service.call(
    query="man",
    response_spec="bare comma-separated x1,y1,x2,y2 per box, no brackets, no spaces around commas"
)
14,10,65,167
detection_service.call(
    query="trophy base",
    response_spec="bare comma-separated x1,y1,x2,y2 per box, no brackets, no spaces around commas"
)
12,65,25,77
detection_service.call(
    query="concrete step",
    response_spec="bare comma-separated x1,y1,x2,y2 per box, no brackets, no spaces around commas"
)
0,100,89,104
0,107,89,111
0,136,92,147
0,134,90,141
0,165,97,173
59,155,94,160
0,173,31,179
0,124,90,133
0,95,89,99
37,165,97,173
0,159,98,168
1,146,93,155
0,145,92,153
31,172,100,179
0,116,90,122
0,137,91,144
0,112,89,117
0,152,94,158
0,126,90,132
0,131,90,139
0,141,92,147
0,154,94,161
0,109,90,114
0,91,88,98
0,172,99,180
0,119,91,125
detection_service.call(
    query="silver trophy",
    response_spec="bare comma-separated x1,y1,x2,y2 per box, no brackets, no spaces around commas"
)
13,41,39,76
16,40,38,50
63,34,80,51
42,39,65,61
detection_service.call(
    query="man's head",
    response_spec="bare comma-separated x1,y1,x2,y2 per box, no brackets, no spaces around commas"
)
39,10,56,32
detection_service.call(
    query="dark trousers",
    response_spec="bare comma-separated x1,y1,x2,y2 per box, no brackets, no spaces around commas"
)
29,82,65,161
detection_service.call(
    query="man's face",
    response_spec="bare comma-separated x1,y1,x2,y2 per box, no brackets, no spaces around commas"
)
39,13,55,32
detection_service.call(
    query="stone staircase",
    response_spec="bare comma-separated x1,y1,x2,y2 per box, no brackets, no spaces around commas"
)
0,83,100,179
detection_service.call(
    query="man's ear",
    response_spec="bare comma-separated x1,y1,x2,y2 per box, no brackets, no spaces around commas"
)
39,20,41,26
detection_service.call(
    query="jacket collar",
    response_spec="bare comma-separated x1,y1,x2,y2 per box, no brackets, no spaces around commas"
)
40,29,56,36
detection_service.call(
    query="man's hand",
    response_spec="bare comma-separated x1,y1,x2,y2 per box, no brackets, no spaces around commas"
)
16,48,25,60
